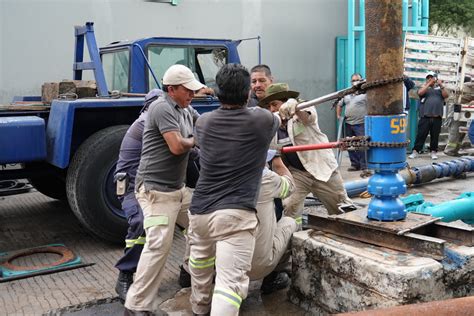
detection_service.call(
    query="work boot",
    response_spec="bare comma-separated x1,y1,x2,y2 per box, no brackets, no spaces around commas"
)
116,271,134,302
260,271,290,295
178,265,191,288
444,150,461,157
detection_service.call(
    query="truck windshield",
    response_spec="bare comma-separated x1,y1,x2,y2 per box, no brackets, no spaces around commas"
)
147,45,227,91
102,49,130,92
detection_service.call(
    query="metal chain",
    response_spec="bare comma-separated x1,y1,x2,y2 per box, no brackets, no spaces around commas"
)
338,136,410,151
368,140,411,148
358,76,405,93
331,76,404,108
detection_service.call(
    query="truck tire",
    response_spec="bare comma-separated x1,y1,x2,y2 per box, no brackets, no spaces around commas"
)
66,125,129,243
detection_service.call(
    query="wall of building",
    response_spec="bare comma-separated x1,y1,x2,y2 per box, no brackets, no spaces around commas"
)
0,0,347,138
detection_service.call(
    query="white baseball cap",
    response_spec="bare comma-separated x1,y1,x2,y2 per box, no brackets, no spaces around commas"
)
163,64,205,91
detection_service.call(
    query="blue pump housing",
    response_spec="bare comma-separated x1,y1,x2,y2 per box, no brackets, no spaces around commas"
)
365,114,408,221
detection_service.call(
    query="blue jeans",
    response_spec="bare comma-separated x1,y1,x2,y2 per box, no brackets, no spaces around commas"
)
345,123,367,169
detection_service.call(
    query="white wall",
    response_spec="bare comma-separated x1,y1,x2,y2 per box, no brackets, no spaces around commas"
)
0,0,347,138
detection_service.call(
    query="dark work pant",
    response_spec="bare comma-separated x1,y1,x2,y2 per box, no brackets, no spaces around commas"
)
413,116,442,152
345,123,367,169
115,193,145,273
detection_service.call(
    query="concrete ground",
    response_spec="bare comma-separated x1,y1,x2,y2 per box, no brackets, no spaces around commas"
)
0,148,472,316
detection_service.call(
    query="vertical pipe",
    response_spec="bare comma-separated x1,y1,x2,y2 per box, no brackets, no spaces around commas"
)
359,0,366,78
421,0,429,34
402,0,408,33
348,0,355,87
365,0,407,221
365,0,404,115
412,0,419,31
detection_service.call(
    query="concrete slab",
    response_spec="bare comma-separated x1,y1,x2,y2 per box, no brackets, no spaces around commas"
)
291,150,474,314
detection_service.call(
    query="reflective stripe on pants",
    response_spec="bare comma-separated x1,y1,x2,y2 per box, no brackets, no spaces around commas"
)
188,209,258,316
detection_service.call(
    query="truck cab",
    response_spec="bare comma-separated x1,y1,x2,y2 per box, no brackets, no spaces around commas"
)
100,36,240,94
0,22,242,243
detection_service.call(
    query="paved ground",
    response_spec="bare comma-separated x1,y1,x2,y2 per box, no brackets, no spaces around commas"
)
0,149,472,315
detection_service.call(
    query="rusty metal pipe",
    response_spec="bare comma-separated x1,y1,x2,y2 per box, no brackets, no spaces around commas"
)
335,296,474,316
365,0,404,115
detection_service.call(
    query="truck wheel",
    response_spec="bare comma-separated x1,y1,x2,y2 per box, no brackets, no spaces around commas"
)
66,125,129,243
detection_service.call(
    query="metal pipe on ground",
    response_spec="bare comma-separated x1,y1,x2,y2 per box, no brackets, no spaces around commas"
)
415,192,474,224
344,157,474,197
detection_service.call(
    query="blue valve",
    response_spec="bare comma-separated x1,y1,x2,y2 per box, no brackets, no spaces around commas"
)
365,114,408,221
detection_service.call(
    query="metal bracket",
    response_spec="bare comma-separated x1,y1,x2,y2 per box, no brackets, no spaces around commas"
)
306,209,472,260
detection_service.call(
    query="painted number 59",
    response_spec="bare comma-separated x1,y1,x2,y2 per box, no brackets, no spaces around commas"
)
390,118,406,134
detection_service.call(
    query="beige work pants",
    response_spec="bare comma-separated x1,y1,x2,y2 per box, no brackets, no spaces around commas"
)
188,209,258,316
248,171,298,280
125,185,191,312
284,168,352,217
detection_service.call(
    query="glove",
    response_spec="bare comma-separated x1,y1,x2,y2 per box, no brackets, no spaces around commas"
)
279,98,298,120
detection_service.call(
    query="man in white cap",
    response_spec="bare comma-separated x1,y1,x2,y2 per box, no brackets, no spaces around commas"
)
124,64,203,315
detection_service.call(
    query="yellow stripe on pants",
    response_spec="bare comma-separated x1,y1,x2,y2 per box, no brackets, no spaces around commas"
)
213,287,242,309
189,256,215,269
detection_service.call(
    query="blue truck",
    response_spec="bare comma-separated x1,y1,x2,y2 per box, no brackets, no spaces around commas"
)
0,22,243,242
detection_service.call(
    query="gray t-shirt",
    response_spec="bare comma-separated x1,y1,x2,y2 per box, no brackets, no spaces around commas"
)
190,107,280,215
419,88,444,117
135,94,196,191
342,93,368,125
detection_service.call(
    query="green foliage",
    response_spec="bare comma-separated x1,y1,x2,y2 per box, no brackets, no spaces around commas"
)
429,0,474,35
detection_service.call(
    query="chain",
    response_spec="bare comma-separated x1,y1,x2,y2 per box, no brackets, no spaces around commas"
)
339,136,369,151
358,76,404,93
338,136,410,151
331,76,404,108
368,140,411,148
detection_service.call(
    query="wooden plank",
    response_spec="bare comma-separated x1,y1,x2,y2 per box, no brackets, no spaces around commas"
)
405,33,462,45
405,51,460,63
405,42,461,54
404,61,458,73
404,71,458,83
332,209,442,234
0,105,50,111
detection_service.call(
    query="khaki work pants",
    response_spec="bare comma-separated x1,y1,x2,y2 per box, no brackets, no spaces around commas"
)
248,172,298,280
188,209,258,316
444,119,467,155
125,185,191,312
284,167,352,217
